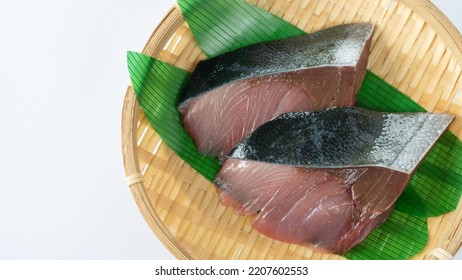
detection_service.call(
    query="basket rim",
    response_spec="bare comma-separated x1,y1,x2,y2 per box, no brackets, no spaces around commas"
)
121,6,194,259
121,0,462,260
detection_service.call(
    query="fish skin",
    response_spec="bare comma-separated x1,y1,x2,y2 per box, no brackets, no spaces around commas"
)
229,107,454,174
179,23,375,105
179,24,375,158
217,108,453,254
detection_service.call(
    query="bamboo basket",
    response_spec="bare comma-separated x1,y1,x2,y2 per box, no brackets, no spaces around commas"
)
121,0,462,260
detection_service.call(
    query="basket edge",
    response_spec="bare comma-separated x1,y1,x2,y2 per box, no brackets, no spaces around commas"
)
121,6,194,260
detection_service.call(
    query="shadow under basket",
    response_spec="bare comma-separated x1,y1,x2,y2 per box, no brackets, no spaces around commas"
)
121,0,462,260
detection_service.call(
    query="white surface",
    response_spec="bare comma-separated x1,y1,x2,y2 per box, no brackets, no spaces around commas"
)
0,0,461,260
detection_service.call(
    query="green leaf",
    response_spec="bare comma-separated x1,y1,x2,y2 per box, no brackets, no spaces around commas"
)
177,0,304,57
127,52,221,181
344,210,428,260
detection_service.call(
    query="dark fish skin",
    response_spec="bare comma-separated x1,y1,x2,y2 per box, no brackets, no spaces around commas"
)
179,23,375,106
229,107,454,174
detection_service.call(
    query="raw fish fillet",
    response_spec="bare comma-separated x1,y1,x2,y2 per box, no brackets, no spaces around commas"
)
215,107,453,254
178,23,374,158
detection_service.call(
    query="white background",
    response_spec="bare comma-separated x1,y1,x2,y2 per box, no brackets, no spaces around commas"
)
0,0,461,260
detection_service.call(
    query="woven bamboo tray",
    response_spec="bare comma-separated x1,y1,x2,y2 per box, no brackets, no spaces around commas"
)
121,0,462,260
